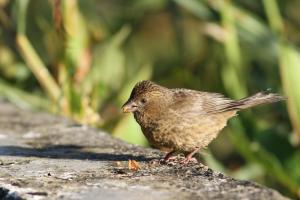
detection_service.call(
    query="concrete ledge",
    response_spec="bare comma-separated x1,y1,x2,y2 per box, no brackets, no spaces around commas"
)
0,101,288,200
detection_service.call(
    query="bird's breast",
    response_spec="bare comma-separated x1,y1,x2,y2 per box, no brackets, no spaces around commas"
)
134,112,170,146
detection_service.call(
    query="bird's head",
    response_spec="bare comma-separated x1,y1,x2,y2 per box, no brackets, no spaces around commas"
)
122,80,170,114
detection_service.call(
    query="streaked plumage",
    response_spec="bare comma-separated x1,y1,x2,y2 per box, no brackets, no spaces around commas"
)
122,80,284,164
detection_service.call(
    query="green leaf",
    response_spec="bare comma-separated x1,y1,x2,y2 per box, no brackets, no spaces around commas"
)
90,26,131,91
0,79,49,110
279,44,300,138
174,0,212,19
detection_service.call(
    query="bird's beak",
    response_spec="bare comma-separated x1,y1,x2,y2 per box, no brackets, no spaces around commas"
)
122,101,138,113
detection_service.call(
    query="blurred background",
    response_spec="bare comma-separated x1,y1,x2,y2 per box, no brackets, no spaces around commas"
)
0,0,300,198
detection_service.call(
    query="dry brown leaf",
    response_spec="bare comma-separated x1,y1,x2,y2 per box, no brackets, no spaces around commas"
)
128,160,141,171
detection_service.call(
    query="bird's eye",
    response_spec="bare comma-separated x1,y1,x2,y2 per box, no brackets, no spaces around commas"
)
140,98,147,104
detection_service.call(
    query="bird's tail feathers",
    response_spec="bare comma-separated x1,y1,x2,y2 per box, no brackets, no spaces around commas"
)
230,91,285,110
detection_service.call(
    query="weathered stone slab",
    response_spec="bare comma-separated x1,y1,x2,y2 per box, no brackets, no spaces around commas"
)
0,101,288,200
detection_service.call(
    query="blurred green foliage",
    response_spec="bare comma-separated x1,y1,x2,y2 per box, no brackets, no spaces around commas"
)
0,0,300,198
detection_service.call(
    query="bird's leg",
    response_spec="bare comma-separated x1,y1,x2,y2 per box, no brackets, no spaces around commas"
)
158,150,177,165
163,150,176,162
151,150,176,165
180,147,200,165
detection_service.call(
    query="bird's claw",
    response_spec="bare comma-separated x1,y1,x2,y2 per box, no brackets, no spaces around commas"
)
159,156,177,164
179,157,198,165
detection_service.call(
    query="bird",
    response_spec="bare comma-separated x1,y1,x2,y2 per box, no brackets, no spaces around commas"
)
122,80,284,164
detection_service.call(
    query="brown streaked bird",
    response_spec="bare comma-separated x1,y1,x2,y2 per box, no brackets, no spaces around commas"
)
122,80,284,164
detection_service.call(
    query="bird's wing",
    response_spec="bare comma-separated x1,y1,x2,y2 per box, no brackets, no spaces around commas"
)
169,89,235,116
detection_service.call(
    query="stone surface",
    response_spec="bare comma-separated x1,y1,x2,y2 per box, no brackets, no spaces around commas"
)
0,101,289,200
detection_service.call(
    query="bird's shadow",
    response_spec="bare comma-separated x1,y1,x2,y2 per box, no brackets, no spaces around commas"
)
0,145,154,162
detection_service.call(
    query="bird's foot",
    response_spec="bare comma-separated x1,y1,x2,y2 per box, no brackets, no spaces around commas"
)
179,147,200,165
179,157,198,165
159,150,177,164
